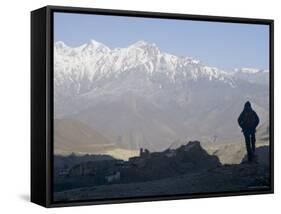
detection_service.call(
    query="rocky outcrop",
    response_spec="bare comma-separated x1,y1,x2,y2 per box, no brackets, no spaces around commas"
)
54,143,270,201
241,145,270,166
54,155,270,201
56,141,221,187
175,141,221,169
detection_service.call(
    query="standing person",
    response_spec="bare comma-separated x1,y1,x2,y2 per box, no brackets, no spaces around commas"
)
238,101,260,162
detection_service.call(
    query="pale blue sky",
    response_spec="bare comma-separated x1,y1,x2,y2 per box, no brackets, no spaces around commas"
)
54,12,269,70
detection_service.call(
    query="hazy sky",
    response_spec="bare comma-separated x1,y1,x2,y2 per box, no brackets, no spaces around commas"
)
54,12,269,70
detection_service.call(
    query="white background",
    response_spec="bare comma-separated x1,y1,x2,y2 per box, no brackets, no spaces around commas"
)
0,0,279,212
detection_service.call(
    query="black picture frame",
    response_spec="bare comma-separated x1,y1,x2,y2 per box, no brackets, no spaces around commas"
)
31,5,274,208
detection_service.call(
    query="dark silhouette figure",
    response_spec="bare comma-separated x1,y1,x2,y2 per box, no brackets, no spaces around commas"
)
238,101,260,162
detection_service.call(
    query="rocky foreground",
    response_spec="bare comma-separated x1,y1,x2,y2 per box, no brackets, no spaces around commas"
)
54,142,270,202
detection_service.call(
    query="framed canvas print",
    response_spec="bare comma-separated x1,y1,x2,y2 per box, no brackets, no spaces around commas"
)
31,5,274,207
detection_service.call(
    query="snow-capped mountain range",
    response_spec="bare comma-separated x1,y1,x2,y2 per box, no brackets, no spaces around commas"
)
54,40,268,99
54,40,269,152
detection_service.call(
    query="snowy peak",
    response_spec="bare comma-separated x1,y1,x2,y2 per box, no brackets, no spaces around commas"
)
54,41,71,55
54,39,268,99
231,68,269,85
129,40,152,48
54,39,206,79
128,40,160,54
55,41,67,49
82,39,111,54
88,39,104,46
54,40,111,56
233,68,269,74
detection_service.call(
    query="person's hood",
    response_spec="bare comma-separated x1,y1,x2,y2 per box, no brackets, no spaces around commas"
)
244,101,252,111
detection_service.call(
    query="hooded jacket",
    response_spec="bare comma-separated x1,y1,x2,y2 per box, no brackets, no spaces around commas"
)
238,102,259,133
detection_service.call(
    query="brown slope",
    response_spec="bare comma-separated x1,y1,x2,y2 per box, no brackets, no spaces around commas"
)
54,119,116,155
